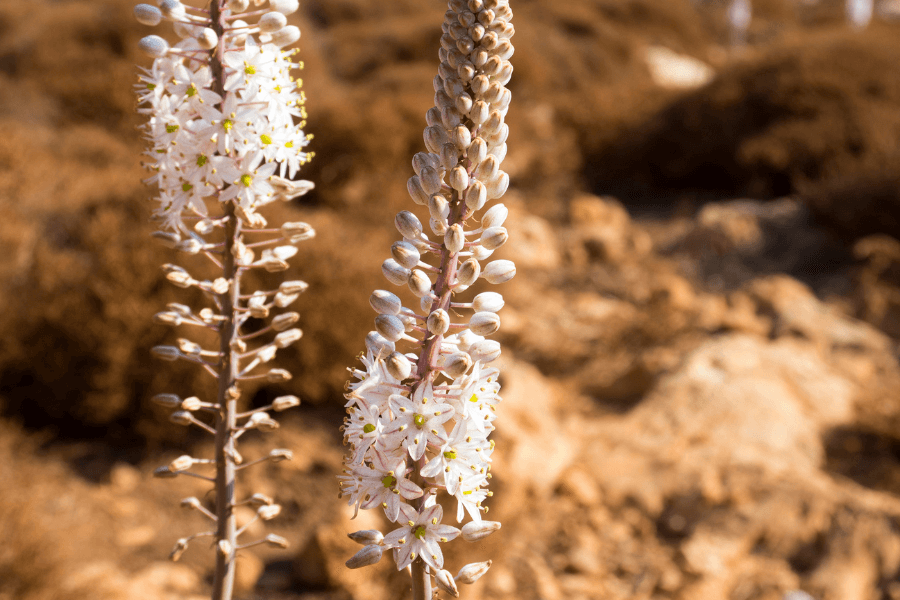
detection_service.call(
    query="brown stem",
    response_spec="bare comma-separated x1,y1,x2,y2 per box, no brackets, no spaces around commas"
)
209,2,238,600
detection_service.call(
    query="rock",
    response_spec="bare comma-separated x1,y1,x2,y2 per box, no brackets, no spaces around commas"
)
505,206,561,270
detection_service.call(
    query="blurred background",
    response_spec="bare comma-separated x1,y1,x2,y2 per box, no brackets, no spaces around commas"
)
3,0,900,598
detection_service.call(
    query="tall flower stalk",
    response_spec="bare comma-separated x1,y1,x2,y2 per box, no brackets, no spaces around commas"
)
339,0,515,598
134,1,313,598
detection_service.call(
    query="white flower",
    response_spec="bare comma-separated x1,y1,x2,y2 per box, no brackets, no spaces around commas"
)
343,404,385,463
382,504,460,571
353,450,423,522
383,384,454,460
218,152,277,208
420,419,490,495
446,363,501,434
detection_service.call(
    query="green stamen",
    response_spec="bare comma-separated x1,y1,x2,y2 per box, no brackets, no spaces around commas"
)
196,154,208,167
285,141,294,148
240,174,252,187
381,475,396,488
181,183,193,192
443,450,457,460
222,119,233,132
166,124,179,134
413,414,425,428
146,83,156,90
363,424,376,434
468,394,478,403
413,526,427,540
260,134,272,145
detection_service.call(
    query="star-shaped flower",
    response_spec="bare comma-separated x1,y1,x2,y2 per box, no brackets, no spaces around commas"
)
382,504,460,571
383,383,454,460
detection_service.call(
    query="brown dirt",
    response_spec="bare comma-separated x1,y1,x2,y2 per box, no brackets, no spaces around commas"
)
5,0,900,599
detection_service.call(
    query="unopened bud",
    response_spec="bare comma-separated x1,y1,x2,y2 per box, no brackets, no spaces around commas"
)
465,180,487,211
435,569,460,597
265,534,290,548
392,241,421,270
480,226,508,250
169,411,193,426
169,538,189,562
152,393,181,408
475,155,500,182
455,560,492,584
457,258,481,286
248,493,274,506
275,328,303,348
469,339,501,363
159,0,185,20
259,11,288,32
448,166,469,192
258,504,282,520
382,259,411,286
365,331,395,358
139,34,169,57
181,396,202,411
424,125,450,153
375,314,405,342
271,25,301,47
431,217,448,236
153,311,182,326
272,312,300,331
266,369,292,383
469,312,500,336
427,309,451,336
280,280,309,296
348,529,385,545
419,166,442,196
180,497,202,510
472,292,504,313
395,211,423,239
486,171,510,199
408,269,432,298
272,395,300,411
197,27,218,49
482,259,515,284
444,223,465,253
407,176,430,205
134,3,162,25
282,222,315,243
441,142,459,171
270,0,300,14
429,194,450,222
482,203,508,228
217,539,232,558
346,544,383,569
370,290,402,315
443,352,472,378
386,352,413,380
227,0,250,11
269,449,293,463
461,520,501,542
152,345,180,361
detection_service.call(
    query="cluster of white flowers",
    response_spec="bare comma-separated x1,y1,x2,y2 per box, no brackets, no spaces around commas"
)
136,0,312,233
340,0,514,595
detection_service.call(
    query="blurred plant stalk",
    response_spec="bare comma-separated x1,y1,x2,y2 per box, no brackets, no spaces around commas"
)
134,0,313,598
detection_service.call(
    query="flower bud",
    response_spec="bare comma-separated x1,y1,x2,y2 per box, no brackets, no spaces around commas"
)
440,142,460,171
272,395,300,411
152,393,181,408
469,312,500,335
492,142,508,163
427,308,451,335
271,25,301,47
266,534,290,548
425,125,450,153
269,449,293,462
134,4,162,26
180,496,201,509
375,314,405,342
472,291,505,313
449,166,469,192
444,223,465,253
386,352,412,380
169,411,193,426
181,396,202,411
407,176,430,205
153,311,182,326
275,328,303,348
455,92,474,115
227,0,250,10
456,560,492,584
169,538,189,562
480,226,508,251
365,331,395,358
138,35,169,58
469,100,490,124
217,539,232,558
483,259,515,284
456,258,481,286
348,529,384,545
282,221,315,242
197,28,218,50
426,106,443,127
419,166,443,195
428,194,450,222
391,241,421,270
469,339,501,363
395,211,423,239
269,0,300,14
444,352,472,378
272,312,300,331
346,544,383,569
369,290,402,315
159,0,185,20
259,11,289,32
382,259,411,286
475,155,500,182
169,455,194,472
248,493,274,507
471,74,490,95
431,217,449,236
436,569,460,598
408,269,433,298
461,520,501,542
452,125,472,150
421,295,436,313
151,345,180,361
486,171,510,199
465,180,487,211
266,369,292,383
482,203,508,228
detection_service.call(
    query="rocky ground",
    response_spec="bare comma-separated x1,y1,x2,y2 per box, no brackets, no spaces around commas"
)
4,0,900,599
